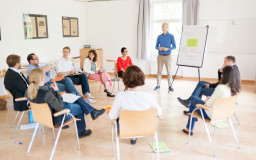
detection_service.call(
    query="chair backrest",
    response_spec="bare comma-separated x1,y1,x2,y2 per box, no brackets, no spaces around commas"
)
119,108,157,138
210,95,238,123
30,102,54,129
114,63,118,71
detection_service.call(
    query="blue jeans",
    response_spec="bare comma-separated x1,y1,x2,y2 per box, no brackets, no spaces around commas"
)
64,103,86,132
191,81,215,99
67,74,90,94
45,77,79,95
186,96,211,131
75,98,94,115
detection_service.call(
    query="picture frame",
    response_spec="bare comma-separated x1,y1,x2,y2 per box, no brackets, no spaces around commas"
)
23,14,48,39
62,16,79,37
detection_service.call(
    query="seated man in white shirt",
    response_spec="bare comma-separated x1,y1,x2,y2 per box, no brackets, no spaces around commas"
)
57,46,95,103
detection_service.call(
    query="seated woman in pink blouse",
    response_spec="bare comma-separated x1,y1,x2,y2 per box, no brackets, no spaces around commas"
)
117,47,133,78
83,50,115,97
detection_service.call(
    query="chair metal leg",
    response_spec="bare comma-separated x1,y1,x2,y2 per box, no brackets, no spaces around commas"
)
155,132,160,160
11,111,25,139
188,108,198,144
41,124,45,134
229,118,240,149
68,113,80,151
112,77,116,92
11,111,20,128
111,125,114,158
115,124,120,160
27,123,39,154
99,83,102,92
234,113,240,126
52,129,55,140
49,114,66,160
152,136,155,153
200,109,215,157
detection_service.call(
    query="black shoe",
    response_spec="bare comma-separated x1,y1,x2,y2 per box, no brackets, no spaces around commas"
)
131,139,137,145
78,129,92,138
177,97,190,108
91,109,105,120
182,129,193,135
104,89,108,93
183,110,189,116
107,92,115,97
62,125,69,129
168,87,174,92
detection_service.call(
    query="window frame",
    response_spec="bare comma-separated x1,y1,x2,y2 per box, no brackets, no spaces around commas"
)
150,0,182,57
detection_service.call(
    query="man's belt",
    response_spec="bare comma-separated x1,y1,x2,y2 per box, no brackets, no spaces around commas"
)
159,54,170,56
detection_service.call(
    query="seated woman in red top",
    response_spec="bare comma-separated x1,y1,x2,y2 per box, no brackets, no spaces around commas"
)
117,47,133,77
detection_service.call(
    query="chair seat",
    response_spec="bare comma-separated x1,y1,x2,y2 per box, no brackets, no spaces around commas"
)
54,118,81,129
192,112,211,123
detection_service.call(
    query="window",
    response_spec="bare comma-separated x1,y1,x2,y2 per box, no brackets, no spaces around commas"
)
151,0,182,56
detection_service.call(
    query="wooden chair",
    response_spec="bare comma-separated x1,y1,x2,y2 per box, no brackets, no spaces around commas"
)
112,62,122,91
188,95,239,157
7,92,29,139
27,102,80,160
112,108,160,160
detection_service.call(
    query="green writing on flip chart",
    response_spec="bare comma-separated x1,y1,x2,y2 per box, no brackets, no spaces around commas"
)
187,39,198,47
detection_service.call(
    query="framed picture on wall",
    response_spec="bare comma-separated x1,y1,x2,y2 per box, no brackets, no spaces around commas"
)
23,14,48,39
62,16,79,37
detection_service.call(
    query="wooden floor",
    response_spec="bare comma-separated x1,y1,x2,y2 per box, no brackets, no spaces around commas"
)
0,78,255,160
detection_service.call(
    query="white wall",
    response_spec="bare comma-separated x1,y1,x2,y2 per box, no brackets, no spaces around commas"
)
0,0,86,96
85,0,150,74
0,0,86,68
85,0,256,80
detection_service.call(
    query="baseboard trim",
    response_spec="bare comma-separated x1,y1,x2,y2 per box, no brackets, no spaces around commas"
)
108,72,255,85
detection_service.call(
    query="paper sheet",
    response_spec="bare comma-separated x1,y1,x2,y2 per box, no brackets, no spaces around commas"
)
150,141,170,153
62,93,80,103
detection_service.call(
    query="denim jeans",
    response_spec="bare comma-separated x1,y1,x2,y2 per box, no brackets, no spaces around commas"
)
186,96,211,131
191,81,215,99
75,98,94,115
45,77,79,95
64,102,86,132
67,74,90,94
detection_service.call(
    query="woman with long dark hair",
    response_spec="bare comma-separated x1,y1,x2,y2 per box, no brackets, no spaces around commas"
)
182,65,241,135
83,50,115,97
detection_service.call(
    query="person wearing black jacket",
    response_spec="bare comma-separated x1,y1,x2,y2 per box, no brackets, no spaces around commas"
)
177,56,239,113
4,55,29,111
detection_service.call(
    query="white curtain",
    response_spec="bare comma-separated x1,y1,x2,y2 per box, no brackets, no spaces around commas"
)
183,0,199,25
137,0,150,60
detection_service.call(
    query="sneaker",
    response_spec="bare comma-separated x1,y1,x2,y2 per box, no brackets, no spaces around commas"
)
154,86,160,91
168,86,174,92
85,98,96,104
104,89,108,93
177,97,190,108
78,129,92,138
84,92,94,99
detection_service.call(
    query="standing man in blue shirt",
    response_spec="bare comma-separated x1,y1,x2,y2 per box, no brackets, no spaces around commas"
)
154,23,176,92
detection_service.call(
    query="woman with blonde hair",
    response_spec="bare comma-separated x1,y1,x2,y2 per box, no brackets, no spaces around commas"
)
25,68,105,138
83,49,115,97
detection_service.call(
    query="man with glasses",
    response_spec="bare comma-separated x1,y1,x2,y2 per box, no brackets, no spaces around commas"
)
27,53,79,95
